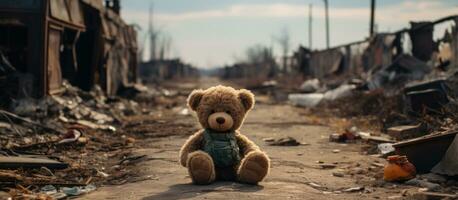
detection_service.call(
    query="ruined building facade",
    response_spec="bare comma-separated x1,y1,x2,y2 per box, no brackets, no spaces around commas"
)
0,0,138,98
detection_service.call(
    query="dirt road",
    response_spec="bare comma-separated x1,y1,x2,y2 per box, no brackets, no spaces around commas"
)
80,78,404,200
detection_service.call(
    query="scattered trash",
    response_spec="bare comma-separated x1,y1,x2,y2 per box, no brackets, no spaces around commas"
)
61,184,96,196
420,173,447,184
393,131,457,173
409,191,457,200
387,124,424,141
323,84,356,101
383,155,416,182
404,79,449,114
58,126,86,144
329,128,362,143
266,137,301,146
432,134,458,176
262,137,275,142
342,186,364,193
299,79,321,93
288,93,324,107
0,156,68,170
332,171,344,177
378,143,395,156
405,178,441,191
319,164,337,169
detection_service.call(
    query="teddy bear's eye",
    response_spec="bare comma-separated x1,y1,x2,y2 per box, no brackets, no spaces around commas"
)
210,110,215,114
225,111,231,115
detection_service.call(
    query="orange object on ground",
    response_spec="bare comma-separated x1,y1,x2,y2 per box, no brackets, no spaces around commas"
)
383,155,416,182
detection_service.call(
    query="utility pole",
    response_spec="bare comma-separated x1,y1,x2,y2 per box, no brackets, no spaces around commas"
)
323,0,330,49
369,0,376,37
148,3,157,61
309,4,313,49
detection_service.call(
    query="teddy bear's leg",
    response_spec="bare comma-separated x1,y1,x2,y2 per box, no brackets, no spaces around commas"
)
237,151,270,184
186,150,216,185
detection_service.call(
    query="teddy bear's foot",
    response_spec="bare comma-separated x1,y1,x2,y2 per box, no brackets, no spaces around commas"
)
187,151,216,185
237,151,270,184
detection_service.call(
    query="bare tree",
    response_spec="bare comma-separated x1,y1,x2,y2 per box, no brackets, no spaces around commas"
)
245,44,274,64
274,27,291,73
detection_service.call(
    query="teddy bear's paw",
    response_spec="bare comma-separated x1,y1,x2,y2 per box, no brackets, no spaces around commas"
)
237,151,270,184
187,151,216,185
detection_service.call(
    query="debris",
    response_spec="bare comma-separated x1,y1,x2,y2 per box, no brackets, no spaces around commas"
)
383,155,416,182
378,143,396,156
58,127,85,144
405,178,442,192
329,129,362,143
367,54,431,90
61,184,96,196
387,124,424,141
358,131,395,143
420,173,447,184
332,172,344,177
0,156,68,170
288,93,324,108
393,131,457,173
0,122,12,129
332,149,341,153
404,79,449,114
342,186,364,193
76,120,116,132
319,164,337,169
323,84,356,101
0,110,63,134
432,134,458,176
40,185,58,195
299,79,320,93
266,137,301,146
409,192,457,200
262,137,275,142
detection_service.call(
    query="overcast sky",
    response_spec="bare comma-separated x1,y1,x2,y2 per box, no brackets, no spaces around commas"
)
121,0,458,68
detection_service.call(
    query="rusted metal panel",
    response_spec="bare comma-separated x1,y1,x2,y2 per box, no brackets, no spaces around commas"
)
47,28,63,94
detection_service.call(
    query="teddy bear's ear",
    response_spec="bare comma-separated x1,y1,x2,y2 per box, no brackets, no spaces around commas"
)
238,89,255,110
187,89,204,111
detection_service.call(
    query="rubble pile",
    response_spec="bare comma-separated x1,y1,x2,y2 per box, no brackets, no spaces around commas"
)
0,80,191,199
283,15,458,196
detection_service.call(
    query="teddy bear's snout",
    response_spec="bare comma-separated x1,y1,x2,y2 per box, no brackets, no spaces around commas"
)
208,112,234,132
216,117,225,124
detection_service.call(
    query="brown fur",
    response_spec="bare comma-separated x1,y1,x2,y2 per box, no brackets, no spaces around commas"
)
179,85,270,185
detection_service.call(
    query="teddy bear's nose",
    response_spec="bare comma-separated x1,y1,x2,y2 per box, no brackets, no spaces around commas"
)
216,117,225,124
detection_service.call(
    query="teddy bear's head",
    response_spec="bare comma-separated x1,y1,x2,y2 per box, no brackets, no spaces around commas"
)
187,85,255,132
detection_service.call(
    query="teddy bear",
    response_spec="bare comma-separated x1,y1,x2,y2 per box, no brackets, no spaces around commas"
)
179,85,270,185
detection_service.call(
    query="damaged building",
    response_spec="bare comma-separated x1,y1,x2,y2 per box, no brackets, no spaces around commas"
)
0,0,138,102
293,15,458,90
139,59,199,83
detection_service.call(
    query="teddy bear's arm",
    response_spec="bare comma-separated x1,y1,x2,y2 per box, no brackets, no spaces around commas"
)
235,132,261,156
179,130,205,167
